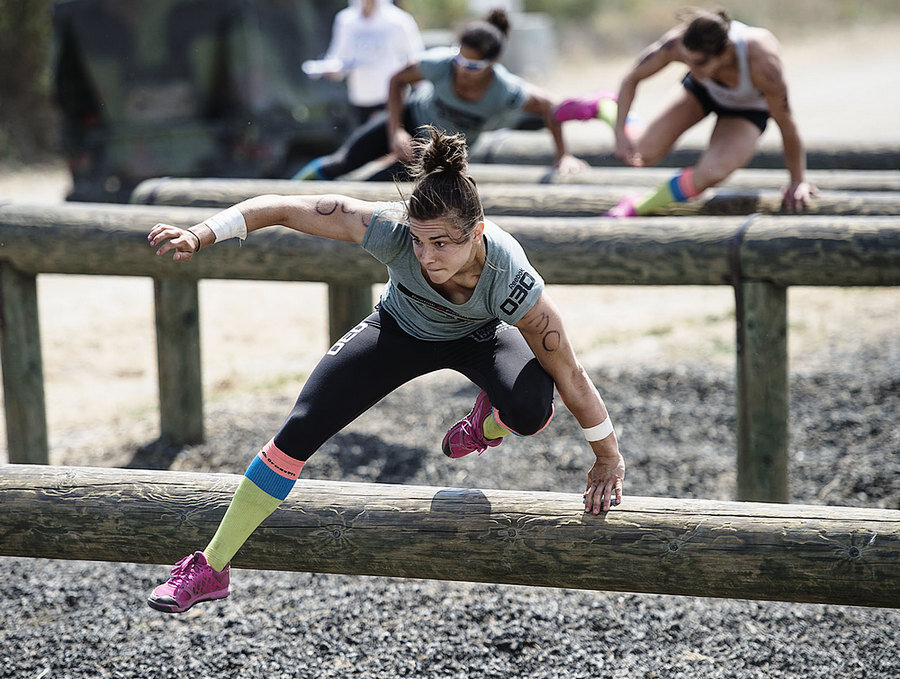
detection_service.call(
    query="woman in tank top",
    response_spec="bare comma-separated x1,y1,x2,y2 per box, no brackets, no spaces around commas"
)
555,9,816,216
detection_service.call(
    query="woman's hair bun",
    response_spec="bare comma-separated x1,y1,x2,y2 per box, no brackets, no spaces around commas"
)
485,8,511,38
411,125,468,178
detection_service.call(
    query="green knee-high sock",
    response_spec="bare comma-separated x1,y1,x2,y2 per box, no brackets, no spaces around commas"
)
634,182,678,216
635,168,700,215
597,99,618,128
203,477,283,571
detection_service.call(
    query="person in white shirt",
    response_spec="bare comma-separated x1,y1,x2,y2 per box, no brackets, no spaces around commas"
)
305,0,424,125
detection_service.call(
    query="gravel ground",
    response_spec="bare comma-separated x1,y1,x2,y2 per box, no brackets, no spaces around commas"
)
2,348,898,679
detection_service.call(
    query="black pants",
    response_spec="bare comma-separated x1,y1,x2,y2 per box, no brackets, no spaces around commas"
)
317,105,419,180
272,308,555,461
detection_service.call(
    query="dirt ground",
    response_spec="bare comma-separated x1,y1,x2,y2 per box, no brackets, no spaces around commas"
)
0,21,899,460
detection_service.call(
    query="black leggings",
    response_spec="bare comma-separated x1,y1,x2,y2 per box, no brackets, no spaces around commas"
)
317,106,418,180
272,308,555,461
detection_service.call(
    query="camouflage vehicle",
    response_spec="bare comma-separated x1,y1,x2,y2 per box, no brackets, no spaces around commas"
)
53,0,355,202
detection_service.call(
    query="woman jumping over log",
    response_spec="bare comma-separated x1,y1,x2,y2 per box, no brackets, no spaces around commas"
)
293,8,585,181
554,8,816,216
145,125,624,614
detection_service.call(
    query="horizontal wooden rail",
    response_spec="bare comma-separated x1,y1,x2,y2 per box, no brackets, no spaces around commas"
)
462,165,900,191
2,204,896,287
469,129,900,170
1,465,897,608
2,203,899,493
132,177,900,217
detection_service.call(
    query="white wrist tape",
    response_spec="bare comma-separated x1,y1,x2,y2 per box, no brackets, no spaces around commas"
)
205,206,247,242
582,417,614,442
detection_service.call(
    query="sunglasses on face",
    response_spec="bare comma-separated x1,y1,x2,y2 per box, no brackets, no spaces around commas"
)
453,50,492,71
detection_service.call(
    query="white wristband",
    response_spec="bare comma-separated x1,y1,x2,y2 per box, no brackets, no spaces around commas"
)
205,206,247,242
582,417,614,442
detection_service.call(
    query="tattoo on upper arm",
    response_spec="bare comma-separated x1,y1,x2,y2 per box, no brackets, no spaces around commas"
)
315,198,357,217
532,311,561,352
315,198,338,216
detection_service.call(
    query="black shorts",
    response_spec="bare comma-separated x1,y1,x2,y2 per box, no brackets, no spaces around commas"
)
682,73,769,133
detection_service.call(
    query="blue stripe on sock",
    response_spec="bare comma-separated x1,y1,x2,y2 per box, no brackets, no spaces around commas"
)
245,455,296,501
668,173,688,202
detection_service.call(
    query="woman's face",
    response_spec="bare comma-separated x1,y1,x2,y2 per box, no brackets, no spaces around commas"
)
453,45,495,83
409,216,484,285
681,44,726,80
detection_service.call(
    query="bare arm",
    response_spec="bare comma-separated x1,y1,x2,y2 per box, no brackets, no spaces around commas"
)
615,28,684,164
387,62,424,162
521,85,587,174
148,194,376,262
515,293,625,513
748,33,816,211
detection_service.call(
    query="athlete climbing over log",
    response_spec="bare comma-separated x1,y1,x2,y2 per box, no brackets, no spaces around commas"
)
554,8,817,216
145,125,625,613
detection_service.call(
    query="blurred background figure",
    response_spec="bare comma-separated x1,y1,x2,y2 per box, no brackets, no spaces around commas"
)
294,8,583,182
555,8,815,217
302,0,425,126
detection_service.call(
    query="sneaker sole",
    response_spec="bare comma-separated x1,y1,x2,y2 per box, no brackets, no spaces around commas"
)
147,587,230,613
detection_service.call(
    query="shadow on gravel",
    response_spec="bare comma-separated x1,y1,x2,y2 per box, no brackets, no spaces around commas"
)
122,438,186,470
318,431,427,485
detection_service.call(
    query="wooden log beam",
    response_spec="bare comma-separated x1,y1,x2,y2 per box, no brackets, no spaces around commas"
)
468,129,900,170
464,165,900,192
131,177,900,217
1,204,898,287
1,465,898,608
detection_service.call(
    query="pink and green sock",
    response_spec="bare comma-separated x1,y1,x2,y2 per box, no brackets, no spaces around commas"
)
203,439,305,571
634,167,701,215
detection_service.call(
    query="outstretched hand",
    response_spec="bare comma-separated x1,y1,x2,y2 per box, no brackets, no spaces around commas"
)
554,153,589,176
148,223,200,262
583,447,625,514
782,181,818,213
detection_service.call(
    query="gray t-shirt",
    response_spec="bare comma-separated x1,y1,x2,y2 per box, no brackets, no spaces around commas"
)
407,46,529,147
361,203,544,341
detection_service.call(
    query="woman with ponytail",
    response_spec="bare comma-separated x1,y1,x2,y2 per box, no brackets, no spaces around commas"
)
146,126,623,613
295,8,585,181
556,8,816,216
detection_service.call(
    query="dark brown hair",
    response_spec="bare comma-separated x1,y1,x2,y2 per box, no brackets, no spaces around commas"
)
405,126,483,243
679,8,732,56
459,8,511,61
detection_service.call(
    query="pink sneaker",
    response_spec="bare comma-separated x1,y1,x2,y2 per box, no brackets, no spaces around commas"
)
554,90,617,122
147,551,230,613
442,390,504,459
606,194,640,218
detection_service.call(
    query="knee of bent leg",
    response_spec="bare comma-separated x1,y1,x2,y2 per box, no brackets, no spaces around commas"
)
495,374,555,437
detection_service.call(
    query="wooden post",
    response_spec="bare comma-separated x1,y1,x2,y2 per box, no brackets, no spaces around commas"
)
736,280,789,502
153,278,203,445
2,465,899,608
0,263,48,464
327,283,373,345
